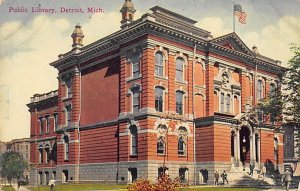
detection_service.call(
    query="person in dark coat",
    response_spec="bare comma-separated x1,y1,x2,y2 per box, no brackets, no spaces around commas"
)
221,171,228,184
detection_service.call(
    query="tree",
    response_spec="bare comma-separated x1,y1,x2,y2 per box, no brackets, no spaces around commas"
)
0,151,27,185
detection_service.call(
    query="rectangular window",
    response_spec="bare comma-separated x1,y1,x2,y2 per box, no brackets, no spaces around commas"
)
53,113,58,131
65,79,72,98
176,91,183,115
220,93,224,113
155,87,164,112
155,52,164,77
45,115,50,133
39,149,43,164
39,117,43,135
132,89,140,113
64,143,69,161
226,95,231,113
176,58,184,82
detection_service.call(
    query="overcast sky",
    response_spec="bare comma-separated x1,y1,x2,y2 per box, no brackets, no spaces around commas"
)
0,0,299,141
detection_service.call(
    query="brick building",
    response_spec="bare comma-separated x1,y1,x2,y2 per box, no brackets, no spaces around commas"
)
27,1,285,185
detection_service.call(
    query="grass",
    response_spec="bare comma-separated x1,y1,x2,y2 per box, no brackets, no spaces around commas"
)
2,185,15,191
26,184,263,191
27,183,127,191
182,188,261,191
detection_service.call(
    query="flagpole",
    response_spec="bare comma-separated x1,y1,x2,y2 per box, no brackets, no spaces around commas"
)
233,1,235,33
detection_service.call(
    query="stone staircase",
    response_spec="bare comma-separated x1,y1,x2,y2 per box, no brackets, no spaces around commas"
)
224,167,282,189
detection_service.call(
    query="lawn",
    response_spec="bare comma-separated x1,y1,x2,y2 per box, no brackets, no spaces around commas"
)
2,185,15,191
27,184,127,191
182,188,261,191
26,184,262,191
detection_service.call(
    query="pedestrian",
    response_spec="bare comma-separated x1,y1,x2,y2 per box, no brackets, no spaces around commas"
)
282,169,292,191
17,179,21,189
214,170,219,185
221,170,228,184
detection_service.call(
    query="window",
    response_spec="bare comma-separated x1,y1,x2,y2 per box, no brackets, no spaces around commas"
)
45,115,50,133
157,136,165,154
158,167,168,178
176,58,184,82
226,94,231,113
132,87,140,113
39,148,43,164
178,137,186,155
65,78,72,98
130,126,138,155
128,168,137,183
155,87,164,112
39,117,43,135
176,91,184,115
53,113,58,131
270,83,276,96
179,168,188,183
257,80,263,100
65,105,72,126
178,127,187,155
45,147,50,164
220,93,224,113
132,53,140,78
63,136,69,161
155,52,164,77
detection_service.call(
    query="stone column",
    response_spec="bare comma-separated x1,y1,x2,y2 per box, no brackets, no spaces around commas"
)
250,135,253,163
234,131,238,166
257,137,261,167
252,134,256,164
236,129,241,164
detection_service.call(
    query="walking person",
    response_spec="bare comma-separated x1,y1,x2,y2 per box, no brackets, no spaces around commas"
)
221,171,229,184
282,169,292,191
214,170,219,185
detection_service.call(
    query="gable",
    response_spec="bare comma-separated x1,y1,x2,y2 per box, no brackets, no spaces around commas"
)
210,33,254,56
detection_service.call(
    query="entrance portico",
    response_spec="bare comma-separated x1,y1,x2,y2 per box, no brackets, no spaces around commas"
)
231,113,261,169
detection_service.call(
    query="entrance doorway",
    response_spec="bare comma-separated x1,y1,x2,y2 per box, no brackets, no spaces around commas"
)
240,126,250,164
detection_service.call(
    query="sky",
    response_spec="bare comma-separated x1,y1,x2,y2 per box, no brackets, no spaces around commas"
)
0,0,299,142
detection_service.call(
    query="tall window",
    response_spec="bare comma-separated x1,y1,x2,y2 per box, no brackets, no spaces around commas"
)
63,136,69,161
155,52,164,77
270,83,276,96
179,168,188,183
132,87,140,113
53,113,58,131
178,127,187,155
65,78,72,98
39,148,43,164
45,148,50,164
128,168,137,183
130,126,138,155
157,136,165,154
220,93,224,113
65,105,72,126
155,87,164,112
132,53,140,78
226,94,231,113
257,80,263,100
39,117,43,135
45,115,50,133
176,91,184,115
176,58,184,82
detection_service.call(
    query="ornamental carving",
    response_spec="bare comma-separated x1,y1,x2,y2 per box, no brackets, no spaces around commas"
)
222,72,230,88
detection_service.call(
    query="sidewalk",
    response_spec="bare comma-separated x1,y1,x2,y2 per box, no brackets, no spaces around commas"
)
11,184,31,191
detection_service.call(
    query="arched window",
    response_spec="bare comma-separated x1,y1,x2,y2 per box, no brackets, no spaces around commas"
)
130,126,138,155
257,80,263,100
226,94,231,113
63,135,69,161
220,93,225,113
176,91,184,115
132,87,140,113
176,58,184,82
39,117,43,135
155,87,164,112
65,78,72,98
38,148,43,164
132,53,140,78
155,52,164,77
178,127,187,155
157,136,165,154
270,83,276,96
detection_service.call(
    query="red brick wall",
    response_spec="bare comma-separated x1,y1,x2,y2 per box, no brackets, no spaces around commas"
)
80,58,120,125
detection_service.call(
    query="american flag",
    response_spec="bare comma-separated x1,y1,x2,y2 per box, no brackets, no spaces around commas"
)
234,4,247,24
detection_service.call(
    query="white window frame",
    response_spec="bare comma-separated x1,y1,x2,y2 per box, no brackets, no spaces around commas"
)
155,52,164,77
176,57,184,82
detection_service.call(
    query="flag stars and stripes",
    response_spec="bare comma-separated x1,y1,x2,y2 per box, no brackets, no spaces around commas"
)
234,3,247,24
